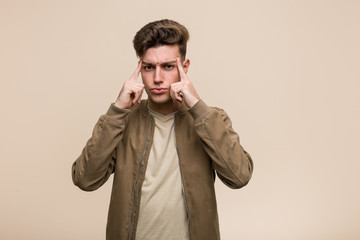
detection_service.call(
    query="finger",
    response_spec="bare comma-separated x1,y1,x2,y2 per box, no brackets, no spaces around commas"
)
176,58,187,81
125,81,142,95
169,87,177,102
132,85,144,104
130,60,142,81
137,88,144,104
170,85,183,103
132,90,141,104
170,90,182,104
175,92,183,103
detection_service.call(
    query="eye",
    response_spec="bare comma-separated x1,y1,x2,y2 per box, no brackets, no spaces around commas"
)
163,64,175,70
143,65,154,71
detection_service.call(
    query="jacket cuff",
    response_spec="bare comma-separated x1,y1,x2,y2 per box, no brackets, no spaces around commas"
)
105,103,130,121
189,99,211,122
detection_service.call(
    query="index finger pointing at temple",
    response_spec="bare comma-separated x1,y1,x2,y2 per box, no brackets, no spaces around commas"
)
176,58,187,80
130,60,142,81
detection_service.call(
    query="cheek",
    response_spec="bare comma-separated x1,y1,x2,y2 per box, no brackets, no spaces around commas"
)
165,71,180,82
141,72,152,85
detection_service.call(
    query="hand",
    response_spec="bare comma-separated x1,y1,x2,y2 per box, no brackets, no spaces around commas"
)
170,58,200,108
114,61,145,109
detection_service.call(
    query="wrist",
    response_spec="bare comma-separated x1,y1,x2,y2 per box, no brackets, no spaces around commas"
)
187,97,200,108
114,100,128,109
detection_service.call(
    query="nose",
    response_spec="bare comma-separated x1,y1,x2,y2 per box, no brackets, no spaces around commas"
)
154,66,163,83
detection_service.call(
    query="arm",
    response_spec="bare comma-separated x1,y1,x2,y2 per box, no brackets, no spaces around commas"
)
189,100,254,189
72,106,129,191
171,58,253,188
72,61,144,191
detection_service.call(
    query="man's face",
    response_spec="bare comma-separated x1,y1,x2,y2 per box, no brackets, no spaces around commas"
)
140,45,189,111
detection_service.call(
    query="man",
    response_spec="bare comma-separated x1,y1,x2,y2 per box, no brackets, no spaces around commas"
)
72,19,253,240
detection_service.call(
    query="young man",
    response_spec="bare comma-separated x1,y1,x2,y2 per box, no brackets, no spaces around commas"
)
72,19,253,240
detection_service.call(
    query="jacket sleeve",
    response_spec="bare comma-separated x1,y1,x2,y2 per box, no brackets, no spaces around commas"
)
189,100,254,189
72,104,130,191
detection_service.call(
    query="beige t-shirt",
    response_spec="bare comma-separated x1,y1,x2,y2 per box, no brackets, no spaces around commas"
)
135,107,188,240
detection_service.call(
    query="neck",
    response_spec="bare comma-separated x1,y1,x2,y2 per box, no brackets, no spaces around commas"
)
147,99,180,115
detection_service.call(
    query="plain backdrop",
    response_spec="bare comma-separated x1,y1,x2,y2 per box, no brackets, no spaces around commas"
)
1,0,359,239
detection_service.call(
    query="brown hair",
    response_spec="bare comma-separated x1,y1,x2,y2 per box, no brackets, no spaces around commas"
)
133,19,189,60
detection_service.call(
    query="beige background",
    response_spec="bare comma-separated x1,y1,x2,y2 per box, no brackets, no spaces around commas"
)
1,0,359,239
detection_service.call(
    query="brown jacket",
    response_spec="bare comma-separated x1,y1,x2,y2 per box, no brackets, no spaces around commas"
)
72,99,253,240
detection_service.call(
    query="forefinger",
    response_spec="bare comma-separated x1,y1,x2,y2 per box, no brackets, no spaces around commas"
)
176,58,187,80
130,60,142,81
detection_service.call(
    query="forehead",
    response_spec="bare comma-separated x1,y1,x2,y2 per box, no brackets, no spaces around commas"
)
142,45,180,64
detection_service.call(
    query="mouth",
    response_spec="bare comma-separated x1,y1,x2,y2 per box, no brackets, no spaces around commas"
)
151,88,167,94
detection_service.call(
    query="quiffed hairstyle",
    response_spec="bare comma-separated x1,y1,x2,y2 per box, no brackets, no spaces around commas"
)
133,19,189,60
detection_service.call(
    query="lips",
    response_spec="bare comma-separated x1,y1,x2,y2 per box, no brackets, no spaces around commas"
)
151,88,167,94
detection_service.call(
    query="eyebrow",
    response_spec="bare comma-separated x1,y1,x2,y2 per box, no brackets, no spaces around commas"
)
142,60,177,65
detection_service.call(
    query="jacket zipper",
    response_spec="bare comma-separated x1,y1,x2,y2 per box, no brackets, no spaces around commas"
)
127,115,151,240
174,115,191,240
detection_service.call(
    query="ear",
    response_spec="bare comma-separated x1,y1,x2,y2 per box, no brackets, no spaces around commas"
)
182,59,190,73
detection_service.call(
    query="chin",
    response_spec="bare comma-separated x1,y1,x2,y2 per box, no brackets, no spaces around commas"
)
149,94,172,105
